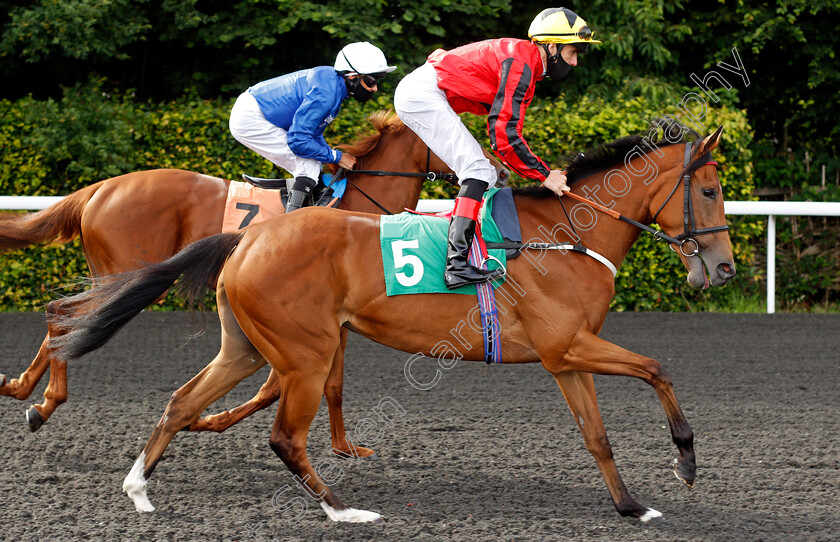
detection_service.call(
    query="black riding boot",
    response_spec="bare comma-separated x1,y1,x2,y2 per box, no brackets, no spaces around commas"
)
285,176,317,213
443,179,505,289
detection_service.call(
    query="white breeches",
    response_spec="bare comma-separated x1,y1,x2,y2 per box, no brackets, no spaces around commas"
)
394,63,497,188
229,92,322,180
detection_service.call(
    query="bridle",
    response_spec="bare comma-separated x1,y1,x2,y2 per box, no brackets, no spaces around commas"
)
649,140,730,257
561,140,729,258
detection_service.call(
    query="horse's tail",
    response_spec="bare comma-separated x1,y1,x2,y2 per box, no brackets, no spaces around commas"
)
0,181,105,251
49,231,246,362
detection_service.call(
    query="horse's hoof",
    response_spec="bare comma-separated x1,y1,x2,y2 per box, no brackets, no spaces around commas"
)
320,502,382,523
26,406,44,432
334,450,378,461
0,373,6,388
333,447,378,460
639,508,664,523
356,445,378,459
672,458,695,488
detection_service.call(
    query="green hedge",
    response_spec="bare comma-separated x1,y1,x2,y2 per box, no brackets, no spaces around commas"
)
1,83,759,311
0,84,282,311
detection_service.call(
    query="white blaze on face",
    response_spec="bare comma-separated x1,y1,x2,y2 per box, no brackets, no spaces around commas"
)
123,453,156,512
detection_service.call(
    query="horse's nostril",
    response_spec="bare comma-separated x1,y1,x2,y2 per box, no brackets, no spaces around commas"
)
717,263,736,279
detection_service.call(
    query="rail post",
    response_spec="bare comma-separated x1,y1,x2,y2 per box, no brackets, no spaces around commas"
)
767,214,775,314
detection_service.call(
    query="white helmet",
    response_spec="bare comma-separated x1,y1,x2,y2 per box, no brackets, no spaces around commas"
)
334,42,396,75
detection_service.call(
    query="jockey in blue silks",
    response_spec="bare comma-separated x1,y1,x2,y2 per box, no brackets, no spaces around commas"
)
229,42,396,212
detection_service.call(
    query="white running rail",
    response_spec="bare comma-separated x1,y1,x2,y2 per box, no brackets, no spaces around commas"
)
723,201,840,313
2,197,839,314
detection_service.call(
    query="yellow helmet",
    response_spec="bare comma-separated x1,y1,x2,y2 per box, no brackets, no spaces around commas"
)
528,7,601,51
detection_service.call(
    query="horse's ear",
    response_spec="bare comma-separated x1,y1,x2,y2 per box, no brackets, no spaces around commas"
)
699,125,724,155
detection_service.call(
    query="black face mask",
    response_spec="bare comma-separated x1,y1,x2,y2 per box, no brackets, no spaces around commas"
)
543,44,571,81
346,77,374,103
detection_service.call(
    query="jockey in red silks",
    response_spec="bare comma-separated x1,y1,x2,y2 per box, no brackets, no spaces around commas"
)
394,8,600,289
229,42,396,213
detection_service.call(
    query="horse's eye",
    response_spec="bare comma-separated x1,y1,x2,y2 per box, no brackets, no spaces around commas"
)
702,188,716,199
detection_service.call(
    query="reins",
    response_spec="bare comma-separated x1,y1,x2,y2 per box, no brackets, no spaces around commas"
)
331,148,459,215
489,140,729,271
325,140,729,268
328,168,393,214
348,148,459,182
557,141,729,257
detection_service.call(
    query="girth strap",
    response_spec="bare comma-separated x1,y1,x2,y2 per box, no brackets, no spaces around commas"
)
486,241,617,276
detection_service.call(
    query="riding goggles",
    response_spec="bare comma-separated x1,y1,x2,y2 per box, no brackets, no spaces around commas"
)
536,25,593,41
537,26,594,54
362,73,386,88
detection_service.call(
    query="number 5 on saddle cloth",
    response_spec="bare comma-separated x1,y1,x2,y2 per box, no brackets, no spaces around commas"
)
381,188,522,363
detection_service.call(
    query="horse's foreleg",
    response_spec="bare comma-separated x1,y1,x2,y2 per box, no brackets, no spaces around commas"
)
557,331,696,488
269,370,382,523
552,370,662,522
324,329,376,459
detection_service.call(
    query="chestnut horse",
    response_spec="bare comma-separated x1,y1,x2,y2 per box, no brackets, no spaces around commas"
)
0,111,507,458
49,127,735,522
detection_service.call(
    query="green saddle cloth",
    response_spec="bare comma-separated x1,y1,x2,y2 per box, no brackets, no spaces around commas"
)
380,188,507,296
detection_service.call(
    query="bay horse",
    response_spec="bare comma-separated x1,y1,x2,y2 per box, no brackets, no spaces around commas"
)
48,126,735,522
0,110,507,460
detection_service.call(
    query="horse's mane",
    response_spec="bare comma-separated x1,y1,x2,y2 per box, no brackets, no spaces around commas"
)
335,110,406,158
513,118,703,199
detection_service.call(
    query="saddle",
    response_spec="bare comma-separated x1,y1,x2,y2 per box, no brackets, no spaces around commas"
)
221,173,347,233
241,173,346,206
383,190,516,364
406,187,524,259
241,174,286,190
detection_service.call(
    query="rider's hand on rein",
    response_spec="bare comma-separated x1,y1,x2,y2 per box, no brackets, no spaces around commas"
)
544,169,571,196
339,153,357,170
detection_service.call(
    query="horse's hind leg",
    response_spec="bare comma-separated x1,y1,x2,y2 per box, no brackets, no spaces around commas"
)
123,281,265,512
235,297,381,522
189,328,377,459
559,330,696,487
26,300,76,431
324,329,376,459
0,333,50,402
187,365,274,432
26,356,66,433
552,370,662,522
1,300,73,432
